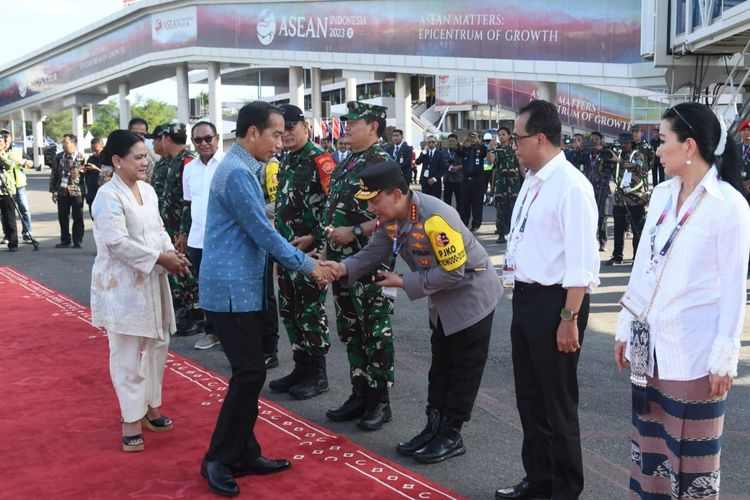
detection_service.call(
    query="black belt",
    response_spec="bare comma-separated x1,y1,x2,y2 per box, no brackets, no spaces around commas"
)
514,281,563,294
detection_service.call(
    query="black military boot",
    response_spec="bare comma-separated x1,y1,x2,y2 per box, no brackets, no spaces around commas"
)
413,415,466,464
326,379,367,421
357,386,392,431
289,355,329,399
396,407,442,456
268,351,307,393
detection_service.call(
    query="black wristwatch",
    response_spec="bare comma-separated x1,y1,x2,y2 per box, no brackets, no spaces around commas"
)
352,224,363,236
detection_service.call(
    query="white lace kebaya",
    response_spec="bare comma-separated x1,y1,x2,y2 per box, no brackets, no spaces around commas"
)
615,165,750,380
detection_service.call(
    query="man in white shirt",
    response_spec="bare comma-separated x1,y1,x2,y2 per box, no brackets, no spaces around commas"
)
495,100,599,500
182,120,224,350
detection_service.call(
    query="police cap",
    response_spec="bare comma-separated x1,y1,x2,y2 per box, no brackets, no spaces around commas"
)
355,161,405,200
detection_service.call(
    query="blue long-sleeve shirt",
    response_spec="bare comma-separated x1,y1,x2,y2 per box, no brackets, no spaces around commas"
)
199,144,315,312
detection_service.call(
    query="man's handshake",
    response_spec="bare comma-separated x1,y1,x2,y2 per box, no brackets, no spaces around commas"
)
310,260,348,287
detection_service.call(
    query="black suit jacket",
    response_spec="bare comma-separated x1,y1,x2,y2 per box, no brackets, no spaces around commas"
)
386,143,414,182
415,149,446,185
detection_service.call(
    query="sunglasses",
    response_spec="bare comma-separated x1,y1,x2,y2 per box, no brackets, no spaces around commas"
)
668,107,694,133
192,135,216,144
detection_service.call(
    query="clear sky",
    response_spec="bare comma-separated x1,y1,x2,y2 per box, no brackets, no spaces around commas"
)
2,0,253,105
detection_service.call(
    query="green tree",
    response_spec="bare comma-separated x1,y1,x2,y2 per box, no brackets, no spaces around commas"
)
87,99,119,139
131,96,176,130
43,109,73,142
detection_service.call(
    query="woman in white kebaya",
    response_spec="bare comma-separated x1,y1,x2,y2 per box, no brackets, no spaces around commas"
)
614,102,750,499
91,130,190,452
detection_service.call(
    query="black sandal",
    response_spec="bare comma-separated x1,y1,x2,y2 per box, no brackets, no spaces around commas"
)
142,415,174,432
122,434,144,452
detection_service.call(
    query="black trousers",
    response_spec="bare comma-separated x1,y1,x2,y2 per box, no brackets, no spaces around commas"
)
0,195,18,248
612,204,645,260
443,181,461,208
421,180,442,199
205,311,265,466
511,285,590,499
428,311,493,421
57,193,84,245
459,176,485,229
260,256,279,356
187,246,214,335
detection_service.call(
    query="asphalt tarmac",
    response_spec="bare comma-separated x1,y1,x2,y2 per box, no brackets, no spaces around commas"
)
2,171,749,499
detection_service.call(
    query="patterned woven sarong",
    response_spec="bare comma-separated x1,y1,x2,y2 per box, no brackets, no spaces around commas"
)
629,370,726,499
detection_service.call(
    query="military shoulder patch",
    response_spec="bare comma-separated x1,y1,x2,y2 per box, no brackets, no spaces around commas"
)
314,152,336,195
424,214,467,272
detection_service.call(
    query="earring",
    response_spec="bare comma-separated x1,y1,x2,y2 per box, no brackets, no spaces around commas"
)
686,158,692,165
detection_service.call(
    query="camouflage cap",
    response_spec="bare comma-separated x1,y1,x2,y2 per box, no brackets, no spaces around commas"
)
155,122,187,136
629,123,642,132
340,101,387,121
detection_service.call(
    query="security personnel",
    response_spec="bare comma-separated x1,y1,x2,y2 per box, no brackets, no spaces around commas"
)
630,124,654,183
609,133,648,265
492,127,523,244
268,104,333,399
321,160,502,464
322,101,395,431
457,131,488,230
158,122,200,336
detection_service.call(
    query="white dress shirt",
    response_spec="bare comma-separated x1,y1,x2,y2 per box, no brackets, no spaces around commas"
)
616,166,750,380
182,151,223,249
508,151,600,291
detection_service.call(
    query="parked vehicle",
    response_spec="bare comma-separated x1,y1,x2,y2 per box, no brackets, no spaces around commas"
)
25,135,59,167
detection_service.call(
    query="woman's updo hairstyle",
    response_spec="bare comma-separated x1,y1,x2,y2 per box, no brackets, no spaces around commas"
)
662,102,745,194
100,129,143,167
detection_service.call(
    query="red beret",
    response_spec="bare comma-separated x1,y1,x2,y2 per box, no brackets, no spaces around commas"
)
739,119,750,132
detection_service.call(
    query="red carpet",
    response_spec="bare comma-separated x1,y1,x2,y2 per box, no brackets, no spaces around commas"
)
0,266,465,499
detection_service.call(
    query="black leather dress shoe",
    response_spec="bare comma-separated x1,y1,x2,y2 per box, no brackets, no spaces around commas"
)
231,456,291,477
494,479,552,499
200,459,239,497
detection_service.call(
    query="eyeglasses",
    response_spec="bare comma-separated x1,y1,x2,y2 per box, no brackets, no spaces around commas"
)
668,106,694,133
192,135,216,144
511,133,537,146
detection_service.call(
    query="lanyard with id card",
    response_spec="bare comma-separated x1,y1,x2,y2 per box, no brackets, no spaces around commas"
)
620,187,707,318
378,204,416,299
502,181,543,288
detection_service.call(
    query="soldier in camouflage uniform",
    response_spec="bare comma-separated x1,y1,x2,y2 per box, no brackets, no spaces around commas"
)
609,133,649,265
267,105,333,400
492,127,523,244
150,125,171,211
322,101,395,431
158,123,200,336
630,124,654,183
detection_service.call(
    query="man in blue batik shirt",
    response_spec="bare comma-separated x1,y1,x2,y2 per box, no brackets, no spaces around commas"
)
198,101,333,497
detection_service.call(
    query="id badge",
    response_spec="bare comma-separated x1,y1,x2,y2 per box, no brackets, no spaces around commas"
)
60,174,70,188
423,169,430,178
619,278,654,320
502,254,515,289
381,287,397,299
